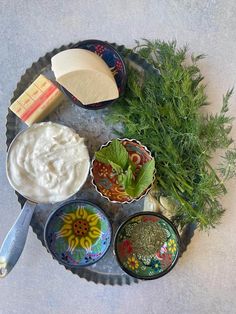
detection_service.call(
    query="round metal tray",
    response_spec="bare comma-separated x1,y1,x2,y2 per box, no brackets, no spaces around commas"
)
6,41,196,285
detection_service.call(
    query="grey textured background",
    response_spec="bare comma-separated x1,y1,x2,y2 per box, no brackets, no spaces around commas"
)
0,1,236,313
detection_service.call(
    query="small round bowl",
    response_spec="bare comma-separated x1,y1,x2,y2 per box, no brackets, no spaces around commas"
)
61,39,127,110
91,138,155,203
114,212,180,280
44,200,112,267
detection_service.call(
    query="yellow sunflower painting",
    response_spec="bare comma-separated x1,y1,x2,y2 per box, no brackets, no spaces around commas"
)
56,207,101,252
127,256,139,270
168,239,177,254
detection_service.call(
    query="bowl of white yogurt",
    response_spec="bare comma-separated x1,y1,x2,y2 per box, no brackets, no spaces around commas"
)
6,122,90,203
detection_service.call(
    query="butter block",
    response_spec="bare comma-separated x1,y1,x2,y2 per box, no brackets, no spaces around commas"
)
51,49,119,105
10,75,63,125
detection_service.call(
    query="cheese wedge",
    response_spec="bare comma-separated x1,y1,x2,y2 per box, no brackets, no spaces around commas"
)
51,49,119,105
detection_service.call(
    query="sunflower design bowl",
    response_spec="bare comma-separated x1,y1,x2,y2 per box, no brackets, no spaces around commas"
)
91,138,155,203
44,200,112,267
114,212,180,280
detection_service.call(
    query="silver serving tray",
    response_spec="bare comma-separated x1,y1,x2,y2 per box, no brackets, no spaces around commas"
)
6,42,196,285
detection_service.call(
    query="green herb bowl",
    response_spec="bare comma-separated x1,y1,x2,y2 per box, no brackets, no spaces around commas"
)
114,211,181,280
90,138,155,204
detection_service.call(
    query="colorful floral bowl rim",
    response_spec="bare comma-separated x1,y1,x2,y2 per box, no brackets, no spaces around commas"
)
44,199,112,268
90,138,156,204
61,39,127,110
114,211,181,280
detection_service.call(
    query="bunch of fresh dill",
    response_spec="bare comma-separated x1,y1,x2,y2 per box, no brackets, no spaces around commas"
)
107,39,236,230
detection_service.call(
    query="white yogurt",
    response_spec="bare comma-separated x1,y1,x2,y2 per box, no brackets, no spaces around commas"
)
7,122,90,203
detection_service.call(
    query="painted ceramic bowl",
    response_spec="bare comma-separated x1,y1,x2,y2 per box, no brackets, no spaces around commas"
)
91,138,155,203
44,200,112,267
61,39,127,110
114,212,180,280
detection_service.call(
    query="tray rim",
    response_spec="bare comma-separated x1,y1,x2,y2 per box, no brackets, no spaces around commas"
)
5,40,196,285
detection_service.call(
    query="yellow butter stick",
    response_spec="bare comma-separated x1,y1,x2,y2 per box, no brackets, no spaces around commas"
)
10,75,63,126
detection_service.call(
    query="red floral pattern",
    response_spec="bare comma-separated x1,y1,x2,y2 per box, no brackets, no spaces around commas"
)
117,239,133,258
156,251,173,269
95,44,105,55
115,60,123,71
142,216,159,223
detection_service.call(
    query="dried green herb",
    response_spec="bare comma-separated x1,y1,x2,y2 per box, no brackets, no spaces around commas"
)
107,39,236,229
130,221,167,257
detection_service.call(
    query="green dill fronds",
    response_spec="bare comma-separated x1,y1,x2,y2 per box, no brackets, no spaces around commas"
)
107,39,235,230
219,148,236,181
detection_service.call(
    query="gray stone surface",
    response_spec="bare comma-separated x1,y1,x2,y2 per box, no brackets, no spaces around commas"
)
0,0,236,313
